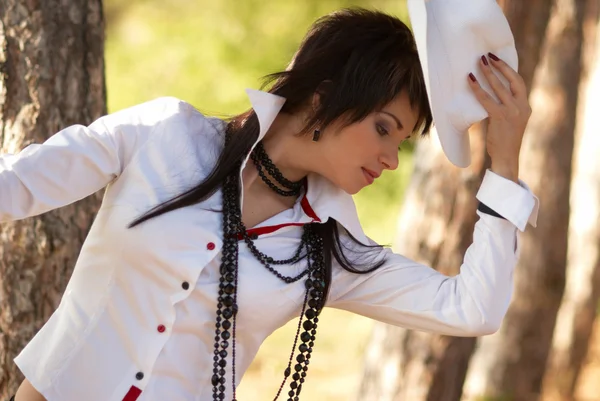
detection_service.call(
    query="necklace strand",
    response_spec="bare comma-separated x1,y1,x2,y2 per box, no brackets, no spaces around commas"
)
211,136,325,401
250,142,303,197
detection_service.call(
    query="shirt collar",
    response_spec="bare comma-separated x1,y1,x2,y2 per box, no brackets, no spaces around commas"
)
244,89,369,244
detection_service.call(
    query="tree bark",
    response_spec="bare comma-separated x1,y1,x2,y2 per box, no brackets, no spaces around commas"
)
541,1,600,399
0,1,105,398
498,0,554,89
357,1,552,400
463,0,586,400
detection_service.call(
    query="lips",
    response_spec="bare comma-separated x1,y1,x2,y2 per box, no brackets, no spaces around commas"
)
362,168,379,184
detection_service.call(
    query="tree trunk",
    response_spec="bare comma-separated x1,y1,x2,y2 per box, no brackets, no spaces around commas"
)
498,0,554,89
541,1,600,399
357,2,552,400
0,1,105,398
462,0,586,400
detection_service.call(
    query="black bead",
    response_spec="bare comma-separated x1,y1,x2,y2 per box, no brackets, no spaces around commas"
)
135,371,144,380
305,309,316,319
222,308,233,319
299,344,308,353
285,367,291,377
303,320,314,331
221,331,231,340
218,359,227,368
222,320,231,330
211,375,220,386
300,332,311,343
296,354,305,363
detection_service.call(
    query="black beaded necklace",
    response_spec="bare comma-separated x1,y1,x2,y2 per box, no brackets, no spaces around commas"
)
211,136,326,401
250,141,304,197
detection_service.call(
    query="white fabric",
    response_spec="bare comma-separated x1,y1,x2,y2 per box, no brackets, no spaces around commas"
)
1,91,538,401
408,0,519,168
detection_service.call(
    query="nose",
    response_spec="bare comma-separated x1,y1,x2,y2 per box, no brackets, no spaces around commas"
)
379,150,399,171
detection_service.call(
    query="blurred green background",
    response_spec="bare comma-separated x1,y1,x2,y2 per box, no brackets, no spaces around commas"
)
104,1,412,399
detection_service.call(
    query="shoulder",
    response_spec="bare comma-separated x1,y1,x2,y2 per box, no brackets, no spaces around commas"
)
92,96,217,132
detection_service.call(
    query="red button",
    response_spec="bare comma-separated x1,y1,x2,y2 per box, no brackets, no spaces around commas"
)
207,242,216,250
157,324,166,333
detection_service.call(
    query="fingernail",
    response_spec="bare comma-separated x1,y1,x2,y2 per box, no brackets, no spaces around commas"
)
488,52,500,61
469,73,477,82
481,55,489,66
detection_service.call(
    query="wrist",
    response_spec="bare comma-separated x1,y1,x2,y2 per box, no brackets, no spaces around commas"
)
490,162,519,183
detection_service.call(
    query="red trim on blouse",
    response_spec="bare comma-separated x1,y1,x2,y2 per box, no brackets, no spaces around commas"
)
122,386,142,401
241,185,322,240
300,195,321,222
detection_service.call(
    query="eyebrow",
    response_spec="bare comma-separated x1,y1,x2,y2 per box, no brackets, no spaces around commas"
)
381,111,404,130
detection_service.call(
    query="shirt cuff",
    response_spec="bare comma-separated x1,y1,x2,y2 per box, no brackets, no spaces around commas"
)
476,169,540,232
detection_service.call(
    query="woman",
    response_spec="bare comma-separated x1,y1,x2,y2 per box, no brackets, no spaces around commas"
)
3,8,535,401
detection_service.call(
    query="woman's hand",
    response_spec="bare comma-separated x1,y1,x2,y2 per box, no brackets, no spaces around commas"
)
468,53,532,183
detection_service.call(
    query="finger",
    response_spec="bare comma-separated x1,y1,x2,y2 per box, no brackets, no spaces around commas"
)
487,52,527,98
467,73,503,116
479,55,515,107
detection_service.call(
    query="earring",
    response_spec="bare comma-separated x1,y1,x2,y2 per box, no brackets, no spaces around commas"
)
312,129,321,142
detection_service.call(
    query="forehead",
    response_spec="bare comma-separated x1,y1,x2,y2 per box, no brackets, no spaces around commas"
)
381,91,421,133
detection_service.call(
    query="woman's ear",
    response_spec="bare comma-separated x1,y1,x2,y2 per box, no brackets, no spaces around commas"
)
312,80,333,111
311,91,322,112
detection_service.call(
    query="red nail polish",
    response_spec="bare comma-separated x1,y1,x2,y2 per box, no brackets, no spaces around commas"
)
488,52,500,61
481,55,489,66
469,73,477,82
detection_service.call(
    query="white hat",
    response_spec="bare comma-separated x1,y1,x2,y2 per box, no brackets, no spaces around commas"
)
407,0,519,168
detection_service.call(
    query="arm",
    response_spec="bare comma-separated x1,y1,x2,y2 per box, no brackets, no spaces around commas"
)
0,97,182,222
327,170,539,337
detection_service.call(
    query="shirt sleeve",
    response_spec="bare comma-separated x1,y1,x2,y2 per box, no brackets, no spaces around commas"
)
327,170,539,337
0,96,183,222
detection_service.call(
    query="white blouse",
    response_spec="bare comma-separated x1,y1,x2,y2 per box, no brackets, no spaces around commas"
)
0,90,539,401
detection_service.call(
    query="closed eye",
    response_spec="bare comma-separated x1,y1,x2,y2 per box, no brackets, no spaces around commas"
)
376,123,389,137
377,123,404,152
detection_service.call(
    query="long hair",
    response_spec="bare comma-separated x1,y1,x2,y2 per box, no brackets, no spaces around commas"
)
128,8,433,309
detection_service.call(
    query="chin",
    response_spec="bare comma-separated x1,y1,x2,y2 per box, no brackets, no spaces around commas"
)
320,173,362,195
337,180,363,195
